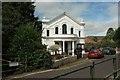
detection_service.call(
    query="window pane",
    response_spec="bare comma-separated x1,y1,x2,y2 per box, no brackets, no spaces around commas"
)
79,31,81,37
71,28,73,34
55,27,58,34
62,24,67,34
47,30,49,36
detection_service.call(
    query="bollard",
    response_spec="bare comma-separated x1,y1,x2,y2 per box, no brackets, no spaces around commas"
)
90,61,95,80
113,55,117,79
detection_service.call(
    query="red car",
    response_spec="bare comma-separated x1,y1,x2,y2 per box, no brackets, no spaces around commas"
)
88,49,104,59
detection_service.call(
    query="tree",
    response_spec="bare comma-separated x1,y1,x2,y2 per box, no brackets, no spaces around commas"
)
106,28,115,40
2,2,38,55
92,36,98,42
100,28,116,48
9,23,53,72
101,38,116,48
2,2,43,74
113,27,120,47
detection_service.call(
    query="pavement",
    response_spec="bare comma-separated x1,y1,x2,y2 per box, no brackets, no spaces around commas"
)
4,57,89,80
3,54,120,80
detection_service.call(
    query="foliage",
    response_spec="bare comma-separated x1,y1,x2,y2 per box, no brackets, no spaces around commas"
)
100,28,116,48
101,38,116,48
85,36,99,49
92,36,98,42
2,2,39,56
106,28,115,40
48,44,60,51
113,27,120,47
85,43,94,47
2,2,42,74
55,54,64,59
85,28,116,49
85,43,98,49
9,23,53,72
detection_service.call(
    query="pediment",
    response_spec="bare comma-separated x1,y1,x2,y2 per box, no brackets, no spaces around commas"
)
44,12,82,28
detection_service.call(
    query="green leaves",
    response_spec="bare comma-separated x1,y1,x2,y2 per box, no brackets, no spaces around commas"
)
2,2,44,75
48,44,60,51
9,23,53,72
113,27,120,47
106,28,115,40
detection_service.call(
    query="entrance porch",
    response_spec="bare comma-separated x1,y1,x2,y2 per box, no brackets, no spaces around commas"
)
54,41,76,56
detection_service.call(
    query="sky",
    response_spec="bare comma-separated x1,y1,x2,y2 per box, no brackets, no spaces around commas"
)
34,0,119,36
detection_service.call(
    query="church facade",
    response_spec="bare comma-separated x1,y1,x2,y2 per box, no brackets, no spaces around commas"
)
42,12,86,57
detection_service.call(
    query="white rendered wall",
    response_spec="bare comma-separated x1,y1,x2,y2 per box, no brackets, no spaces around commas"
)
42,15,85,56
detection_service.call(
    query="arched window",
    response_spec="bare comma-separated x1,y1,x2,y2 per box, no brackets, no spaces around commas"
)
55,27,58,34
71,28,73,34
62,24,67,34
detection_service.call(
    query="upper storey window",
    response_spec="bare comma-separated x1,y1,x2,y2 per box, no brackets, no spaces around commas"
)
62,24,67,34
47,30,49,36
79,31,81,37
71,28,73,34
55,27,58,34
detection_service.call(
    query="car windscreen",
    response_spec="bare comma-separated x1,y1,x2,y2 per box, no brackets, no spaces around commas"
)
104,47,110,50
90,49,98,53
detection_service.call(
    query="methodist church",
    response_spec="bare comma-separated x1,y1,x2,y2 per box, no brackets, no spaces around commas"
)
41,12,86,57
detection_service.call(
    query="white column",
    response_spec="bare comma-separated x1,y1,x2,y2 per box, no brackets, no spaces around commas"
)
72,41,75,56
63,41,65,52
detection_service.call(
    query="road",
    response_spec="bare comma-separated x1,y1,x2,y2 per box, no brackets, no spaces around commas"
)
10,55,120,80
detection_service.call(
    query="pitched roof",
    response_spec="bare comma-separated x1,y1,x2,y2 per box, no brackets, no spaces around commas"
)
45,12,82,25
85,37,97,44
85,36,105,44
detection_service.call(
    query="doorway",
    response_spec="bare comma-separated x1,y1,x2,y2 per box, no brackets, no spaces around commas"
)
65,42,68,53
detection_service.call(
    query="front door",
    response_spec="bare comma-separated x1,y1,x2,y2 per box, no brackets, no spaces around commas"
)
65,42,68,53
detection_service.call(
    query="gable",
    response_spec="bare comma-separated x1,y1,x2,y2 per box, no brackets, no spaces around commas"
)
45,13,82,29
47,12,81,25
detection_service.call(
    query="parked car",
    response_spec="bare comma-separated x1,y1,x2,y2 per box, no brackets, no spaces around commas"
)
102,47,116,55
88,49,104,59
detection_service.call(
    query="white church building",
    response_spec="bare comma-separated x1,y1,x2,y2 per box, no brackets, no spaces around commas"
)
42,12,86,57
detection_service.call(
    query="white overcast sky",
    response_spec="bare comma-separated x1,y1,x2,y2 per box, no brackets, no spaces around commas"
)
33,0,119,36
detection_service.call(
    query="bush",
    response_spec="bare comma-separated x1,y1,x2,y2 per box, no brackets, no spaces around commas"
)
8,23,53,73
55,54,64,59
48,44,60,55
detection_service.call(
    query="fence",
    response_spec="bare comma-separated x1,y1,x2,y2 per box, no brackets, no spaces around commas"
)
104,53,120,80
1,53,120,79
1,54,19,77
50,54,120,80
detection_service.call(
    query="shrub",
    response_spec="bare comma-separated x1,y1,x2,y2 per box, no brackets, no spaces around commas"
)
55,54,64,59
48,44,60,55
8,23,53,73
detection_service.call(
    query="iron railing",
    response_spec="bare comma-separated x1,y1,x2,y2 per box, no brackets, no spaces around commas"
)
50,55,120,80
1,53,120,80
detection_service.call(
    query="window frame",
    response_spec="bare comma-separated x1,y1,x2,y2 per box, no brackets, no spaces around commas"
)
47,30,49,36
79,31,81,37
62,24,67,34
55,27,58,34
71,28,73,34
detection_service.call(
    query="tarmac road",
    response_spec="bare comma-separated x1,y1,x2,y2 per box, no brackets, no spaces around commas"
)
9,54,120,80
